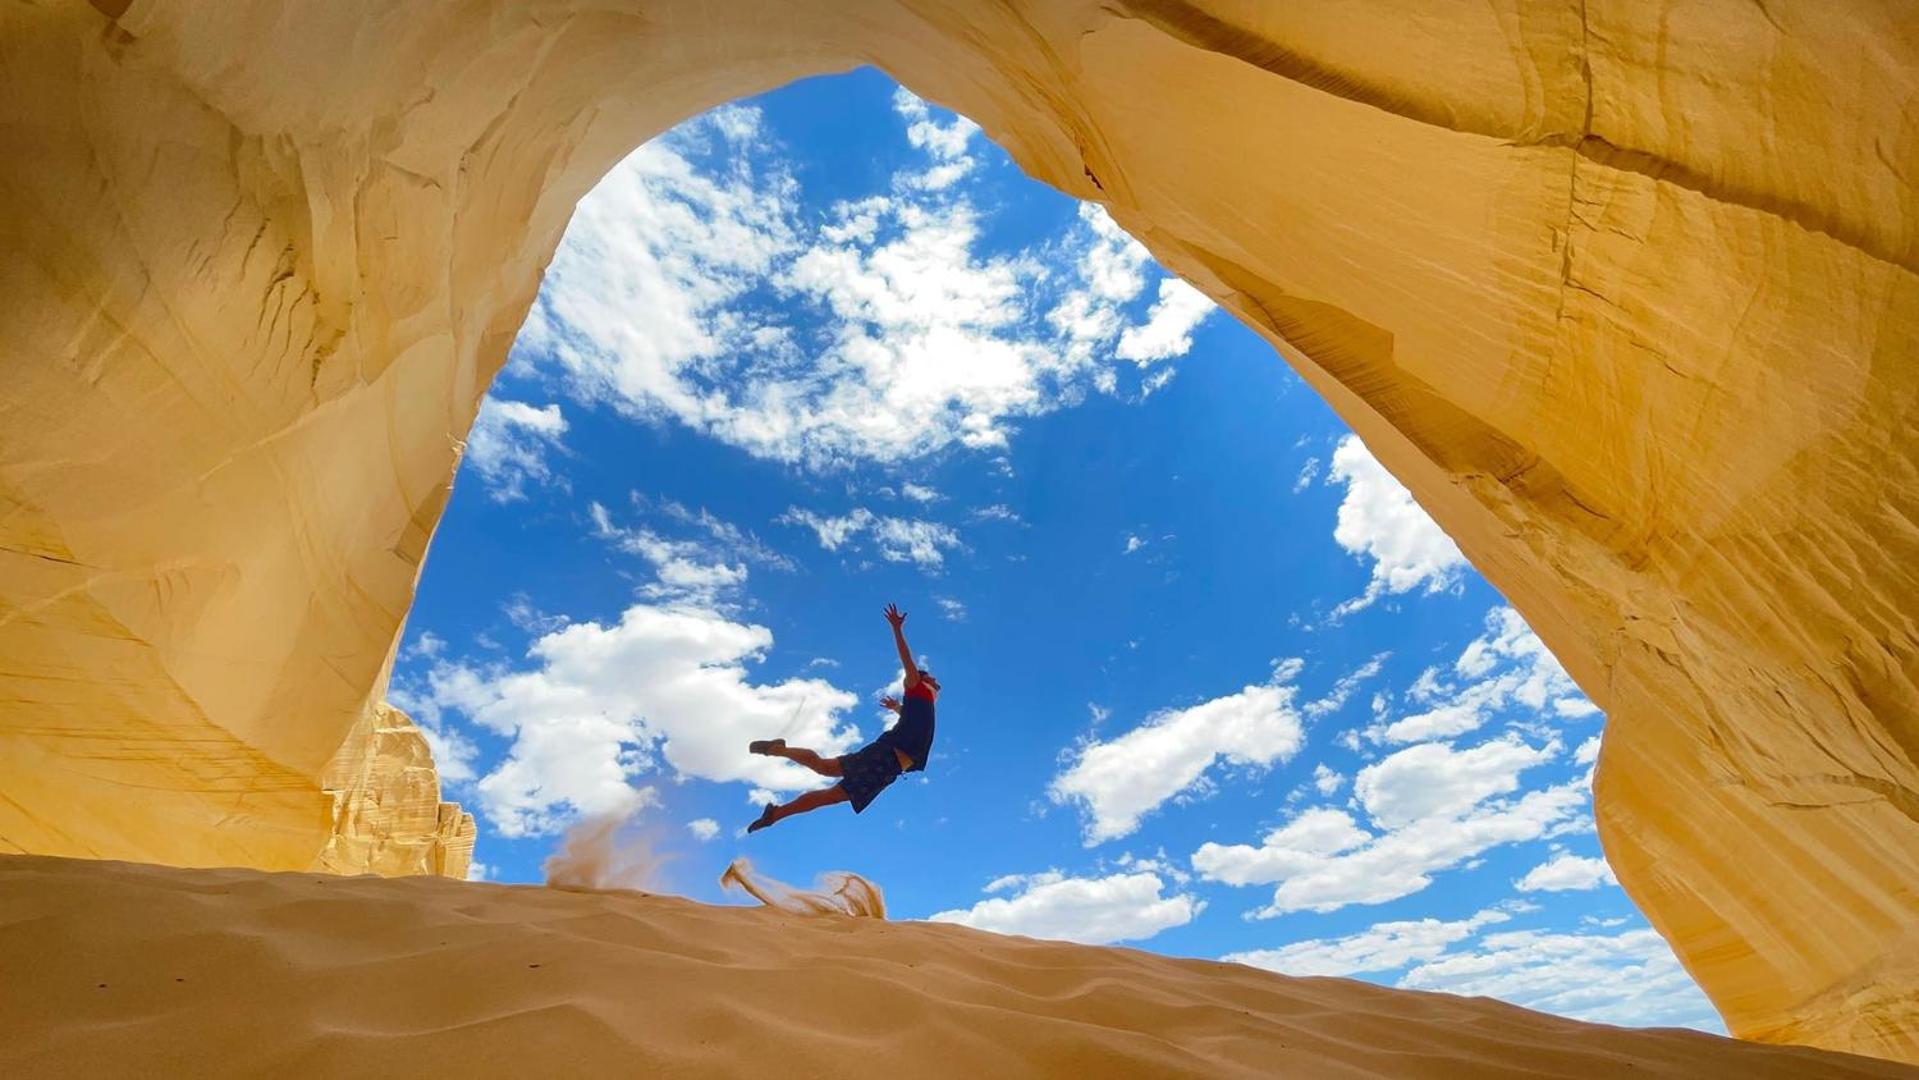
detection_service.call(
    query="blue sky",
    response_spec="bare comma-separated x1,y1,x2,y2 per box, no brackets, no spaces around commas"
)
391,69,1720,1032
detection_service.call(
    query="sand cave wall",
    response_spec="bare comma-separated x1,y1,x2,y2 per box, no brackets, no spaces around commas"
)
0,0,1913,1061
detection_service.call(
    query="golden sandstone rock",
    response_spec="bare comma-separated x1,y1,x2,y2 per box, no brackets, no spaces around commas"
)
0,0,1912,1063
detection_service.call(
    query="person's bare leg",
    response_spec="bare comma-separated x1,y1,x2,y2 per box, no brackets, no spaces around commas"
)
747,784,850,832
749,740,841,777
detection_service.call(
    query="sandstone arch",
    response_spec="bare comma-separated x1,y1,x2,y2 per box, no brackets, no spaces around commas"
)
1,0,1913,1061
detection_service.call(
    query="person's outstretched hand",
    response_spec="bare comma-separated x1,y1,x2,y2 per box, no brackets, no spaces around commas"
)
884,603,906,629
879,695,901,711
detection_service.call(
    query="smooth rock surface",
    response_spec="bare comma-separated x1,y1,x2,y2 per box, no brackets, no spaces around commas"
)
0,0,1912,1061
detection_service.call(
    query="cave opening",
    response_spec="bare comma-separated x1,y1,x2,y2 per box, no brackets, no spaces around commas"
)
390,68,1714,1033
6,1,1912,1063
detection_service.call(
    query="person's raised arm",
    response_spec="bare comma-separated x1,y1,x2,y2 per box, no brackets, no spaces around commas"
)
884,603,919,689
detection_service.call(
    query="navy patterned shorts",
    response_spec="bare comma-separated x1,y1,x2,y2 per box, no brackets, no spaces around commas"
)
837,741,903,813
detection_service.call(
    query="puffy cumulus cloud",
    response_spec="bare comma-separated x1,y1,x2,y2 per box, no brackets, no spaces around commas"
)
512,107,796,425
1372,607,1596,744
1399,926,1721,1030
778,506,962,570
1115,278,1216,362
687,818,721,842
1326,435,1466,615
892,86,979,166
1515,851,1617,892
513,96,1211,472
1312,763,1346,796
929,870,1203,945
1354,736,1559,830
414,604,861,838
934,596,968,621
1225,906,1513,977
1051,682,1308,845
1192,735,1588,915
464,397,569,501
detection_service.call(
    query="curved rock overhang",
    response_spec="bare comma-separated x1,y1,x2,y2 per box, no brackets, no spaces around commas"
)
1,0,1913,1061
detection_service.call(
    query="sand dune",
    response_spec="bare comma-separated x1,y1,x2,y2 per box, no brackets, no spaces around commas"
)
1,856,1909,1079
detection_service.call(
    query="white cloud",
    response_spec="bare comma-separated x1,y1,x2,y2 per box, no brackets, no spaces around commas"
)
779,506,962,570
466,861,493,882
1399,926,1721,1030
1303,652,1389,719
970,503,1021,523
1293,456,1321,493
1193,735,1588,915
1229,911,1720,1030
929,870,1202,945
1115,278,1216,362
416,604,861,838
1052,681,1307,844
687,818,721,842
503,593,569,635
1312,763,1346,795
405,631,447,660
1326,435,1465,615
1555,697,1602,718
900,482,940,503
935,596,967,622
1123,533,1145,554
892,86,979,162
1225,907,1511,977
588,498,793,605
1113,850,1192,886
1575,735,1601,765
1373,607,1595,744
1515,852,1617,892
513,98,1213,473
464,397,569,501
1354,736,1559,830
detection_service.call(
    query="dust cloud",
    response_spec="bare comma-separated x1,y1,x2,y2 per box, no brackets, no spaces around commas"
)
720,857,886,918
543,807,666,891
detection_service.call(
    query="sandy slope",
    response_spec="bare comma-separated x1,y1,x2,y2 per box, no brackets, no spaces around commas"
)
0,856,1908,1079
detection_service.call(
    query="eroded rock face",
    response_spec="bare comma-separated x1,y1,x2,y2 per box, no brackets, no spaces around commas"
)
0,0,1912,1061
315,703,475,880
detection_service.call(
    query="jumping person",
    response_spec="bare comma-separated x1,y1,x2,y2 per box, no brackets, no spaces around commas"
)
745,602,939,833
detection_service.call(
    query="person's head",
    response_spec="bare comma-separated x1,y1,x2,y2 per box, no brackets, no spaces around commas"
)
916,668,941,694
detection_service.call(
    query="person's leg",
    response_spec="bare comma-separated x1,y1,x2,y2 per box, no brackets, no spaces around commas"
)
747,784,850,832
750,740,842,777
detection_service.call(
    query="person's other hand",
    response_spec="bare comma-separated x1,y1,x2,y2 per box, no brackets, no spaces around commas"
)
879,695,901,710
884,603,906,629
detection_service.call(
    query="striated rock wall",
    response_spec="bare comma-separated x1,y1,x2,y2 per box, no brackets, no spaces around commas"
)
0,0,1912,1061
315,703,474,880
